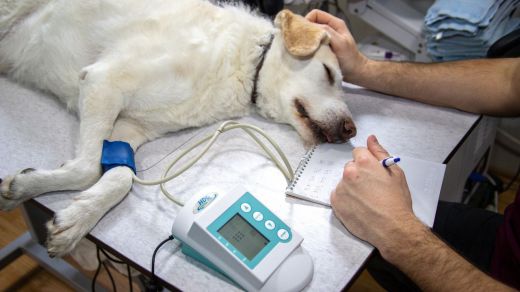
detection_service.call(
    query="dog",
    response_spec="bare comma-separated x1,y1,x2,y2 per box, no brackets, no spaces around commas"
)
0,0,356,257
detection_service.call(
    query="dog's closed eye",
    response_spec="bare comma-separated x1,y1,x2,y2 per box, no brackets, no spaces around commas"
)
295,99,309,118
323,64,334,85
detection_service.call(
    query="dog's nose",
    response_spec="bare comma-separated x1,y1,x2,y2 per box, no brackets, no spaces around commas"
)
0,178,2,185
322,118,356,143
342,118,357,140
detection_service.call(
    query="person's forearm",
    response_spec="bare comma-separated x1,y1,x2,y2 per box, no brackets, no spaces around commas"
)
347,58,520,116
379,221,513,291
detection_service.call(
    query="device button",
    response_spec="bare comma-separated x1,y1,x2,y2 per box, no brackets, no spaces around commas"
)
277,229,289,240
253,211,263,221
265,220,275,230
241,203,251,213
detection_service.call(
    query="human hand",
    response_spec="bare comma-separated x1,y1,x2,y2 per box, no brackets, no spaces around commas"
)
331,135,424,257
305,9,368,80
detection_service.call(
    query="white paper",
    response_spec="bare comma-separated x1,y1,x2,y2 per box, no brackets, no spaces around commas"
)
286,143,446,227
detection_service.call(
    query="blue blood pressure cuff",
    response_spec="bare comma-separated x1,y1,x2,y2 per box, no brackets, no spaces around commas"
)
101,140,136,174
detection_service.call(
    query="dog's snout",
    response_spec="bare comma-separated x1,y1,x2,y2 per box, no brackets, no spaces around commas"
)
294,98,356,143
342,118,357,140
314,118,356,143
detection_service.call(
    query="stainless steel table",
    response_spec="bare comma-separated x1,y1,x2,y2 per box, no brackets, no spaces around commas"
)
0,77,496,291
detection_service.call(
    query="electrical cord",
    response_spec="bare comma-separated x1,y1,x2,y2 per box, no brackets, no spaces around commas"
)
98,248,134,292
92,246,106,292
132,121,294,206
148,235,175,292
91,246,135,292
102,260,117,292
126,264,133,292
99,247,126,264
136,128,207,173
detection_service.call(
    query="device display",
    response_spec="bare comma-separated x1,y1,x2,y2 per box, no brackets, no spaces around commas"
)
218,213,270,260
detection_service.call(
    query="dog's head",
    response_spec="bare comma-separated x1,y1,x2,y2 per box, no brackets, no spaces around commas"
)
256,10,356,145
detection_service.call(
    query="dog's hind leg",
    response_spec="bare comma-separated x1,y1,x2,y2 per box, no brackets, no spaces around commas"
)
0,65,125,210
46,119,149,257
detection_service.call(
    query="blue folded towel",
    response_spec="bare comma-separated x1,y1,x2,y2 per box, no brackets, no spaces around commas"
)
425,0,499,25
424,0,520,61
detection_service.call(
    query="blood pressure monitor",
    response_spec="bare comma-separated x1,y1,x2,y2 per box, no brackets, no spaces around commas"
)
171,187,314,291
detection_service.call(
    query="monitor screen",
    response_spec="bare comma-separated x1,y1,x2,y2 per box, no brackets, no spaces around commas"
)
218,213,270,261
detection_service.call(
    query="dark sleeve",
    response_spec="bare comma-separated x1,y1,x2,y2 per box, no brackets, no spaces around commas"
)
491,190,520,289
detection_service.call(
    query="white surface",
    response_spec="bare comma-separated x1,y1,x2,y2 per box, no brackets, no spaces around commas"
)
0,76,479,290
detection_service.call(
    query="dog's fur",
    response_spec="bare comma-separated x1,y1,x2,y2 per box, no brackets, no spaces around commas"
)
0,0,356,257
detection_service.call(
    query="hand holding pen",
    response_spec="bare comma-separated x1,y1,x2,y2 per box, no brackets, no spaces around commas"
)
331,135,414,250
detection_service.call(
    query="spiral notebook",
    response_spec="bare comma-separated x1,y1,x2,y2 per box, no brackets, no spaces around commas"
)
285,143,446,227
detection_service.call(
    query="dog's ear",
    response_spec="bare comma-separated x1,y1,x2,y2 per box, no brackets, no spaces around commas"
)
274,9,330,57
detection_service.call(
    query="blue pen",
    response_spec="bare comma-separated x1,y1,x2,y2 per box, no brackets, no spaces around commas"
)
381,156,401,168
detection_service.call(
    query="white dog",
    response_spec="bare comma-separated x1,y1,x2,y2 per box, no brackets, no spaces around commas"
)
0,0,356,257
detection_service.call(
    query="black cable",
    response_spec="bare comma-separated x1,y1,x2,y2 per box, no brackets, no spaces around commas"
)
152,235,175,278
92,246,119,292
148,235,175,292
127,263,134,292
98,246,134,292
99,247,126,264
102,260,117,292
92,247,103,292
93,236,174,292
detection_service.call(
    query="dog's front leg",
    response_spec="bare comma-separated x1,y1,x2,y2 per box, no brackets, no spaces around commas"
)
0,65,124,210
46,166,134,257
46,118,150,257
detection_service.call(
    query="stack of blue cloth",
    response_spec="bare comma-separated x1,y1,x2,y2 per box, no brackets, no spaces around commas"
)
424,0,520,61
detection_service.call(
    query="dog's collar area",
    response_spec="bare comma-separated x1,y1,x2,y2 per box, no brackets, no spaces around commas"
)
251,34,275,105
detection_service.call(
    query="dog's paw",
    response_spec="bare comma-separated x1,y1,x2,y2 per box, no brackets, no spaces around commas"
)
0,195,24,211
0,171,32,211
46,200,99,257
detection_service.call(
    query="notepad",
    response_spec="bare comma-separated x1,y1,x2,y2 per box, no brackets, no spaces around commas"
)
285,143,446,227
